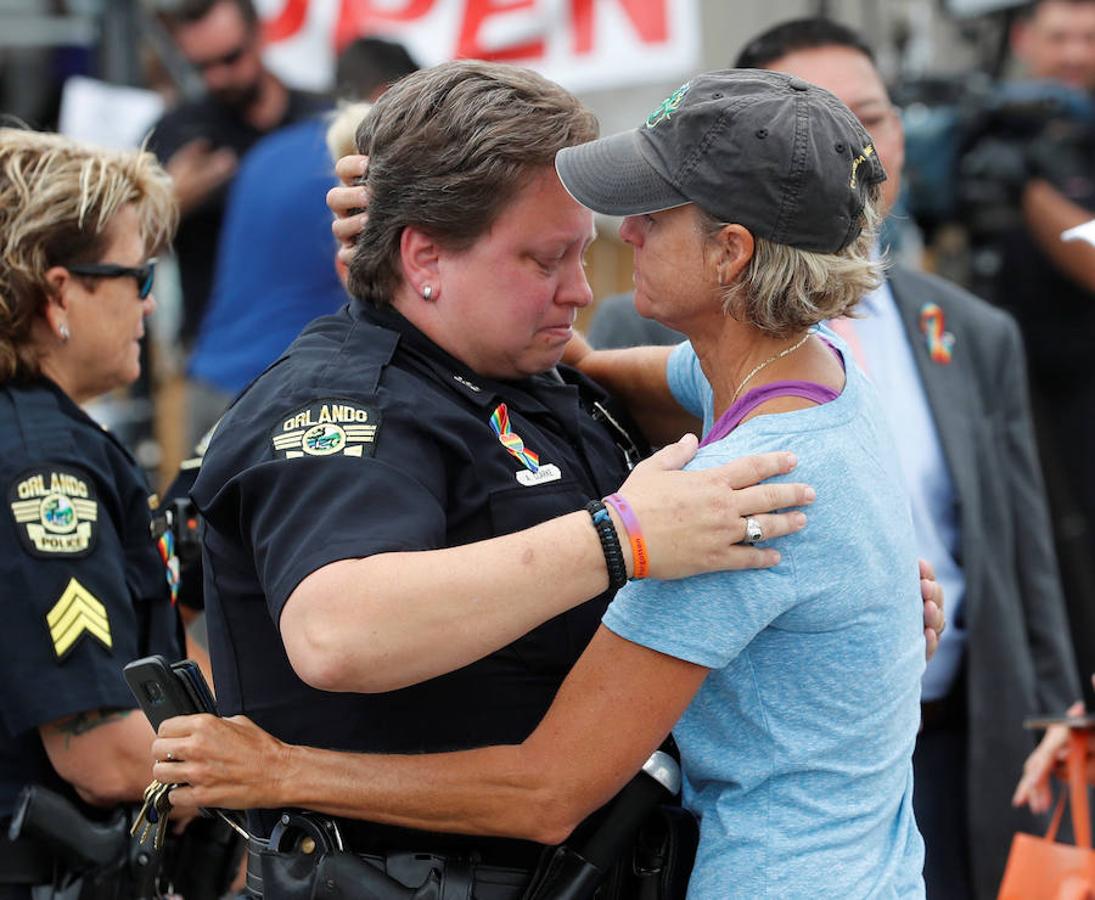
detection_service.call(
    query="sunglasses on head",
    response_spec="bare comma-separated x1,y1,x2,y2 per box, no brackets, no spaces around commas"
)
67,258,157,299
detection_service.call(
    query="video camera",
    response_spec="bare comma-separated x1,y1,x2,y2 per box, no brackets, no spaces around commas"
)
898,75,1095,297
900,76,1095,228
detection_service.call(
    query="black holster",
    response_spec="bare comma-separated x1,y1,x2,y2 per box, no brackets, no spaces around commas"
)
520,848,602,900
3,786,132,900
159,814,246,899
262,851,448,899
523,805,697,900
250,812,529,900
256,847,528,900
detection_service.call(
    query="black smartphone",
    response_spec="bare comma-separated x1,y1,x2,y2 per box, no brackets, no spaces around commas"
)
171,659,216,715
124,654,216,732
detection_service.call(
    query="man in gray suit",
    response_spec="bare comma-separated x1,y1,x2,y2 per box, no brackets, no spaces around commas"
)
579,18,1080,899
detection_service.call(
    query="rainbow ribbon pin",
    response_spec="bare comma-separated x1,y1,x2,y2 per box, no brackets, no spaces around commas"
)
919,302,955,365
489,403,540,473
157,529,180,606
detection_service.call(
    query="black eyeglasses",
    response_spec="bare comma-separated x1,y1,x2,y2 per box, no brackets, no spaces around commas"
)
193,41,249,72
67,258,157,299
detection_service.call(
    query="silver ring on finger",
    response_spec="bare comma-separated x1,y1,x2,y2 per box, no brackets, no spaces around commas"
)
742,516,764,545
165,751,175,762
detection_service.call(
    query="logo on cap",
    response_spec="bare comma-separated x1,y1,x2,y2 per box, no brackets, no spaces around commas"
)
850,144,876,189
645,83,690,129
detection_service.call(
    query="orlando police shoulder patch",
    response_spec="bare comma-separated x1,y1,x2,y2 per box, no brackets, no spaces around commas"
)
8,465,99,559
271,399,381,460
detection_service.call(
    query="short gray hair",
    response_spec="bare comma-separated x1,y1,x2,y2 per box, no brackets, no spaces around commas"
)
701,183,884,337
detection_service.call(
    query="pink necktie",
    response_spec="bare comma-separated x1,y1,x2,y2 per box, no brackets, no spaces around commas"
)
828,317,870,374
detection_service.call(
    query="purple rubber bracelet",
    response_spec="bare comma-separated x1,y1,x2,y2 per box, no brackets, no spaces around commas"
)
604,493,649,579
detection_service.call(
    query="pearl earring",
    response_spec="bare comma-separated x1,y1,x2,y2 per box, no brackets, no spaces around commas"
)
59,323,70,343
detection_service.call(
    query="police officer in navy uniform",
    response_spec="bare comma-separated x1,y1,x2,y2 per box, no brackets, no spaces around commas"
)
0,129,185,897
188,62,809,897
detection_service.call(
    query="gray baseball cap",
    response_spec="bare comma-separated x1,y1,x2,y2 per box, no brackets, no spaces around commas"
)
555,69,886,254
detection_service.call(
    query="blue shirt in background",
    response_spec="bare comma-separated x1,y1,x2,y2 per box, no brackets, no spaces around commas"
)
188,117,349,395
602,335,925,898
843,280,966,702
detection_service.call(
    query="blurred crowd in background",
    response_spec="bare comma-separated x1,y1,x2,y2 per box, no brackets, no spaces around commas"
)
3,1,1095,896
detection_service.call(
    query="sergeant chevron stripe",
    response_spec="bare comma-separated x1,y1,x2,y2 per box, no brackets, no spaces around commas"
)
46,578,111,659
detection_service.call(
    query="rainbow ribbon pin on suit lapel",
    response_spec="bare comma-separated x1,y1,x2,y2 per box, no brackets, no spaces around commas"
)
157,529,180,605
919,302,955,365
490,403,540,473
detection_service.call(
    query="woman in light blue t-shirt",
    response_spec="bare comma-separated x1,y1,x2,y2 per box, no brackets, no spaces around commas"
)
151,70,929,898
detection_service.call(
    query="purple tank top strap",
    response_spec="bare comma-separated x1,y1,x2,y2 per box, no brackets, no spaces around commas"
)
700,379,842,448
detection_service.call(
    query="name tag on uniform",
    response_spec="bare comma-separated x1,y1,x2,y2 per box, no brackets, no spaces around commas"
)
516,464,562,487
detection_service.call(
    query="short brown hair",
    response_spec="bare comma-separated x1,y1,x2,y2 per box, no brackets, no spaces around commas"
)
347,60,598,303
0,129,177,383
162,0,258,29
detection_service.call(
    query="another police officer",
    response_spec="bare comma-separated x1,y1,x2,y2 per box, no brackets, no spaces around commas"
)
0,129,184,897
188,61,812,896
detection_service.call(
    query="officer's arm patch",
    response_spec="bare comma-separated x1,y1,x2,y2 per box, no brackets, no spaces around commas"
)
8,466,99,558
47,577,112,660
270,400,381,460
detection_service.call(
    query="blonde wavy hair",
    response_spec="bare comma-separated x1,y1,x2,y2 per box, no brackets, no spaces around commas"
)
0,128,178,383
325,101,373,164
701,183,885,338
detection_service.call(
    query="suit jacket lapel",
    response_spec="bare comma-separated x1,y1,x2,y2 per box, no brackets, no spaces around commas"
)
887,268,981,580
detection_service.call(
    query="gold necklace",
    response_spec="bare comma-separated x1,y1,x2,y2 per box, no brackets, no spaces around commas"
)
731,331,813,402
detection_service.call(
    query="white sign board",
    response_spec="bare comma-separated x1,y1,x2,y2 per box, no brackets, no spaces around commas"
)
58,76,165,149
256,0,700,94
944,0,1024,18
1062,219,1095,248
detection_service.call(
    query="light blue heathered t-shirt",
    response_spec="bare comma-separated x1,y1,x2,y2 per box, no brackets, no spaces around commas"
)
602,334,925,899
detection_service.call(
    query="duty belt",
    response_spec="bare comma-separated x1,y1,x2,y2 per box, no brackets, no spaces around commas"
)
245,813,531,899
245,749,686,900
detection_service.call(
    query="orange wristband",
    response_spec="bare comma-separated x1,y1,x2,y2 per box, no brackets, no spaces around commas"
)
603,493,649,580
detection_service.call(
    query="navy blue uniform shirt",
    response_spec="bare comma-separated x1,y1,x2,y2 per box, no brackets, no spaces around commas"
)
193,299,640,849
0,378,183,820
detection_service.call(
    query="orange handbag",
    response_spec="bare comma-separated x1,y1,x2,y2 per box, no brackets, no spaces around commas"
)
998,731,1095,899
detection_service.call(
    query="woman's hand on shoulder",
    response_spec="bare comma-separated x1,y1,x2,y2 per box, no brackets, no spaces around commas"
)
613,435,813,581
